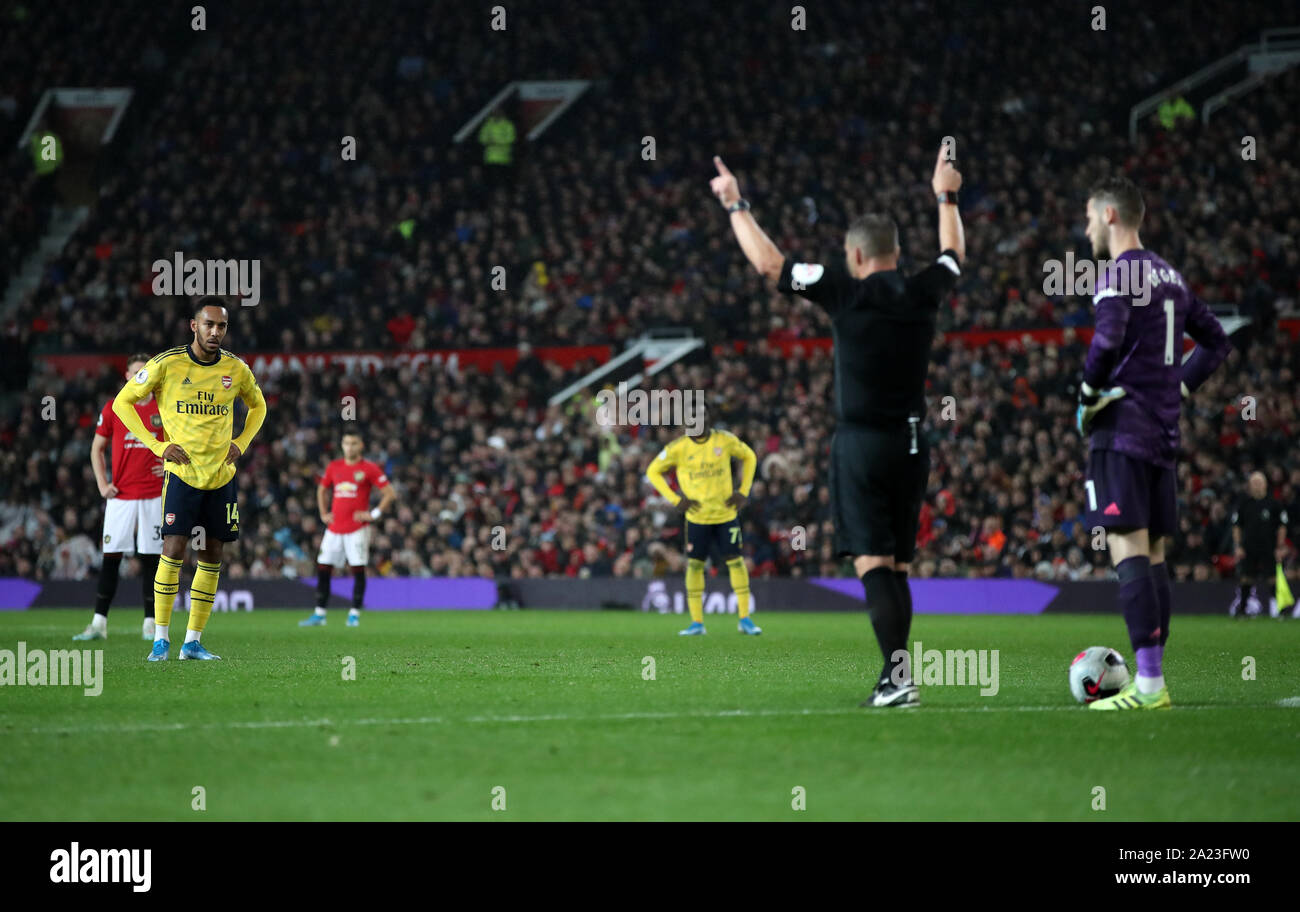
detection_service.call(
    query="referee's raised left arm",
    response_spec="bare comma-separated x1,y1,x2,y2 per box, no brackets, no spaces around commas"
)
710,156,784,282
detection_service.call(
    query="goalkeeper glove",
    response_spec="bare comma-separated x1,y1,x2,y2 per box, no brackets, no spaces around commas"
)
1076,382,1126,434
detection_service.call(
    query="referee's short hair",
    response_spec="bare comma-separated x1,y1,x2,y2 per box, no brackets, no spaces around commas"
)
1088,176,1145,228
846,213,899,257
127,352,152,366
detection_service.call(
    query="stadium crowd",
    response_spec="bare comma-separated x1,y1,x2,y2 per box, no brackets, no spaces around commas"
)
0,1,190,296
2,0,1296,358
1,0,1297,584
3,329,1295,583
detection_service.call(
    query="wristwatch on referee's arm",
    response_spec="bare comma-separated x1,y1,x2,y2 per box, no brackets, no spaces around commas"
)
725,199,751,213
935,191,959,206
370,507,383,521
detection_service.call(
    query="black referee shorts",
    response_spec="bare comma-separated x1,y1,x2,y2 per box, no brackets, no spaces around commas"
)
1237,552,1272,581
830,423,928,562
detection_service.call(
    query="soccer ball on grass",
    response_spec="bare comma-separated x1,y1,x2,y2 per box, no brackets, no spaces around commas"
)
1068,646,1131,703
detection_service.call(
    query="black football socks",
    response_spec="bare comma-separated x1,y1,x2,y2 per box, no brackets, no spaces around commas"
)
863,567,908,686
94,553,123,616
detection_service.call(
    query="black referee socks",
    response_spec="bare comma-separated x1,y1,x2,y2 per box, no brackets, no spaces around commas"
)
894,570,913,641
862,567,908,685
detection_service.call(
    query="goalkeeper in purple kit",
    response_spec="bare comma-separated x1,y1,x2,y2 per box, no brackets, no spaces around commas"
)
1075,176,1231,710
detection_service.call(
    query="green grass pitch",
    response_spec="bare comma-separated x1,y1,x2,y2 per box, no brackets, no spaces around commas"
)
1,609,1297,821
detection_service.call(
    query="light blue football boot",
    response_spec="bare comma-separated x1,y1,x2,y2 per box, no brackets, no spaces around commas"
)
179,640,222,660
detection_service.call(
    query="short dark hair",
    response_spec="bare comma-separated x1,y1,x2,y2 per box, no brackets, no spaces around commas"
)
1088,176,1145,228
127,352,151,366
846,213,899,257
342,430,363,440
194,296,227,319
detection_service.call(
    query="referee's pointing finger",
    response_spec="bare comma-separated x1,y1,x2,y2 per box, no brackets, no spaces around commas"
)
713,155,731,176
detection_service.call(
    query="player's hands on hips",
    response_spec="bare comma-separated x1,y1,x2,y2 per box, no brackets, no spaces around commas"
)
321,511,333,525
162,443,190,465
98,481,119,499
710,157,740,207
353,510,373,524
1076,383,1126,434
1277,546,1288,562
225,442,242,465
726,492,748,509
678,497,702,514
1234,546,1246,562
150,459,164,478
932,145,962,196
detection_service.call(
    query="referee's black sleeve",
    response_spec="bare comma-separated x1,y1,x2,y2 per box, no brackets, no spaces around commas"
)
777,258,854,314
907,249,962,302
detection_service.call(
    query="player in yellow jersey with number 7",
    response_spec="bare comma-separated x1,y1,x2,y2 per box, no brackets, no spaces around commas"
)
113,297,268,661
645,403,759,636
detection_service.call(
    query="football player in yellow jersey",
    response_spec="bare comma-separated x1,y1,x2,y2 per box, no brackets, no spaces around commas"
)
113,298,267,661
645,405,760,635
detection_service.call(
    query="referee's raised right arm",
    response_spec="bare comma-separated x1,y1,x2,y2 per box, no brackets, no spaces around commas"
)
932,146,965,262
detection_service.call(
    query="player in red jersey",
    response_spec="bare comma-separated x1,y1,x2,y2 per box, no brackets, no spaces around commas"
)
299,430,395,627
74,354,167,641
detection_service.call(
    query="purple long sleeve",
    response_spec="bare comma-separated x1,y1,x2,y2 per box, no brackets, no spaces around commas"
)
1082,294,1128,390
1181,295,1232,392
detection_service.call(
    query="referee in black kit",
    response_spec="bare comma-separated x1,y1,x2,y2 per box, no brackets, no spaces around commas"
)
1230,471,1290,617
710,145,964,707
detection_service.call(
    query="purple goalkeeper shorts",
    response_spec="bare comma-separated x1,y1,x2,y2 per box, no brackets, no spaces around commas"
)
1083,448,1177,538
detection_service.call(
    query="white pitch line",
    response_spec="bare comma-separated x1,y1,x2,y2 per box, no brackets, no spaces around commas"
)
7,702,1287,736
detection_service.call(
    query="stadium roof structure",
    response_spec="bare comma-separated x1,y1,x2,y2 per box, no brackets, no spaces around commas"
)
454,80,591,144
